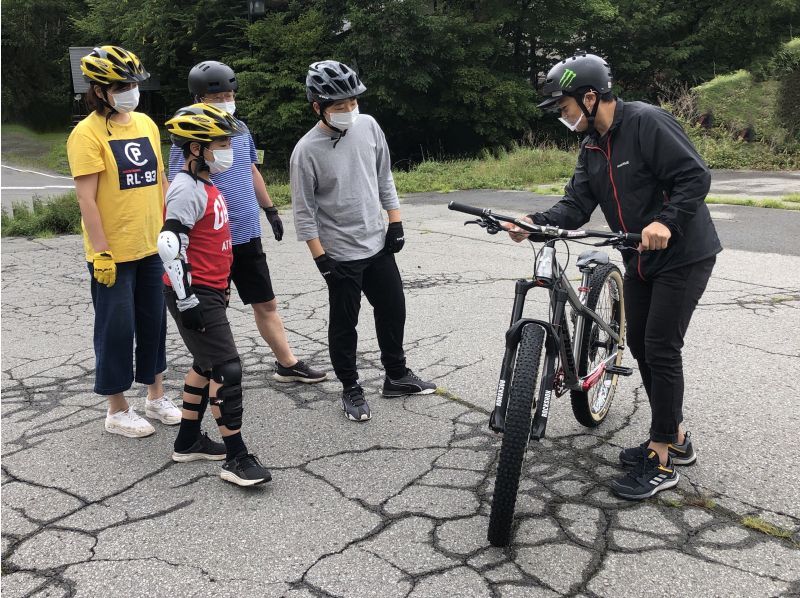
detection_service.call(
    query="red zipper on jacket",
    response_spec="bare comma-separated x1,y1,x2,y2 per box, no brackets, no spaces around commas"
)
586,136,644,279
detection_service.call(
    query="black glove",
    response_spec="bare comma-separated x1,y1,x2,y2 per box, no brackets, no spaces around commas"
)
314,253,344,282
179,295,206,332
263,206,284,241
384,221,405,253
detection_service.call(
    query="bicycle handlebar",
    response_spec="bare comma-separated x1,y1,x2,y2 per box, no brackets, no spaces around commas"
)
447,201,642,244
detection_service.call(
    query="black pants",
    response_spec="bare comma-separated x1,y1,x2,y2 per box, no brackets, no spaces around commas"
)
327,251,407,386
624,256,716,443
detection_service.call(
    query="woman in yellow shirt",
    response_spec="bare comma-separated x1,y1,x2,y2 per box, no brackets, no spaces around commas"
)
67,46,181,437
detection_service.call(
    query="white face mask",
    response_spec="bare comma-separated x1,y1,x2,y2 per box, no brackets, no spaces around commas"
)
210,101,236,115
558,112,584,132
207,148,234,174
111,87,140,113
328,106,359,130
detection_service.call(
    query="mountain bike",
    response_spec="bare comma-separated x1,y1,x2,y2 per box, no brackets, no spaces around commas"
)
448,201,641,547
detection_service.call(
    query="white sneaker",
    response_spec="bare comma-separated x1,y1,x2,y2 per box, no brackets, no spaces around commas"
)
105,407,156,438
144,396,182,425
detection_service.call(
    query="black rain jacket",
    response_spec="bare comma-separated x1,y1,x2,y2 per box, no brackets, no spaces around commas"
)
535,99,722,279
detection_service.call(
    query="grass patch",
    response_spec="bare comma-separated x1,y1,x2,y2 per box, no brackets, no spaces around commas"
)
393,146,576,194
261,167,291,208
741,516,794,540
706,195,800,210
694,71,789,145
1,193,82,237
1,124,69,174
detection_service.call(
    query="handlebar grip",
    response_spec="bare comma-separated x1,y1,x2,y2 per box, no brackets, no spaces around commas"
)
626,233,642,243
448,201,488,217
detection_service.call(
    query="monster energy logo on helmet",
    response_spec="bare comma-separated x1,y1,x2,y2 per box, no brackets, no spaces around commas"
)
538,53,613,109
559,69,577,88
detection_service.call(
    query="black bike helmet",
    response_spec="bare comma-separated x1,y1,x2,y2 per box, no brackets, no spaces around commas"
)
306,60,366,103
188,61,238,99
538,53,613,110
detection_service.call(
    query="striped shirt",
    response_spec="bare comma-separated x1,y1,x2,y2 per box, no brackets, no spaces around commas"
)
168,127,261,246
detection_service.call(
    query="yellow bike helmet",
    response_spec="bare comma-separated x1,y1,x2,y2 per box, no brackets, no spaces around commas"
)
81,45,149,85
165,103,247,146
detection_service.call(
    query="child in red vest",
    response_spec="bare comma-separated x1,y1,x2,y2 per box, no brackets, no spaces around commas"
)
159,103,270,486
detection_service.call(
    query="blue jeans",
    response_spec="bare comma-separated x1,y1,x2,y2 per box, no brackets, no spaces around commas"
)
87,253,167,395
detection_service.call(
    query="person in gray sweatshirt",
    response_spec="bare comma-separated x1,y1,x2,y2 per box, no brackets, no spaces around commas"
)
290,60,437,422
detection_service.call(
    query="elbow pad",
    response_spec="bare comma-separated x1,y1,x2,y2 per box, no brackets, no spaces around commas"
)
158,220,192,300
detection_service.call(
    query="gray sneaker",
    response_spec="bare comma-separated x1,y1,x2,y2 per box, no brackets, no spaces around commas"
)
342,384,371,422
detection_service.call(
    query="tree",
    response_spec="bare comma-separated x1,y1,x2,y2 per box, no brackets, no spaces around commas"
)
1,0,84,128
74,0,251,113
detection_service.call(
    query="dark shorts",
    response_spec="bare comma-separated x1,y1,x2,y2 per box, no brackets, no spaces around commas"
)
164,285,238,371
230,237,275,305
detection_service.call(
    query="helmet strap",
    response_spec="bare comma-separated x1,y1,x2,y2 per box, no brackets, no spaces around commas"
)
96,87,118,136
186,143,211,181
315,102,347,148
574,90,600,136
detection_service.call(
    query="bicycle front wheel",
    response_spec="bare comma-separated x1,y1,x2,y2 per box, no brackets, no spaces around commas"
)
488,323,546,547
570,263,625,427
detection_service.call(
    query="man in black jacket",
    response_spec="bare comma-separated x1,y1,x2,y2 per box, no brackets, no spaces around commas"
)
509,53,722,500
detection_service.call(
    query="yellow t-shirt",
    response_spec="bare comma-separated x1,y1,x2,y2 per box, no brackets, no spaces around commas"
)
67,111,165,262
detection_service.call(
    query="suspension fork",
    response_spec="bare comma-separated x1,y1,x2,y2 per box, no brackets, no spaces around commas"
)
490,279,535,433
530,286,569,440
489,279,562,434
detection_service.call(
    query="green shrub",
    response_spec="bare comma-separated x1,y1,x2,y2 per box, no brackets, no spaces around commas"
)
393,145,576,194
1,192,82,237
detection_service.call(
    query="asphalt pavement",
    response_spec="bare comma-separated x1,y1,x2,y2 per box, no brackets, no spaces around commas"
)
0,164,74,209
2,198,798,597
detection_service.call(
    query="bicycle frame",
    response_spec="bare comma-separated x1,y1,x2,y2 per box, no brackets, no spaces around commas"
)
489,246,622,440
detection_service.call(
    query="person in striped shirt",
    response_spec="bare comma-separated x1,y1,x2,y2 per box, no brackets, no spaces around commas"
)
169,60,326,384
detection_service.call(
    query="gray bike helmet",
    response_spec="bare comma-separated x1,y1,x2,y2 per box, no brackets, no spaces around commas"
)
306,60,366,103
188,61,238,98
538,53,613,110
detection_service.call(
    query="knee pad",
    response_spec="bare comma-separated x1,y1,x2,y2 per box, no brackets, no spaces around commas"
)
210,359,243,430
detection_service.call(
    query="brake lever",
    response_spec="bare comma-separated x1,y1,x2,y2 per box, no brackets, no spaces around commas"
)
464,218,503,235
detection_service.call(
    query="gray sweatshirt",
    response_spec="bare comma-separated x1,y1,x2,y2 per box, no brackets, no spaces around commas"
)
290,114,400,261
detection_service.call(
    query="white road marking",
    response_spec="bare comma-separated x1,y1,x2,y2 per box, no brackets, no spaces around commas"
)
2,185,75,190
1,164,73,180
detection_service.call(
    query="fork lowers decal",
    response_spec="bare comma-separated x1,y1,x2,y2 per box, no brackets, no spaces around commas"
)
540,389,553,418
495,379,506,407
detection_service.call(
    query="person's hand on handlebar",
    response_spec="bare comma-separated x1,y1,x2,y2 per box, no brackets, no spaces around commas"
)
640,221,671,251
503,216,553,243
503,216,533,243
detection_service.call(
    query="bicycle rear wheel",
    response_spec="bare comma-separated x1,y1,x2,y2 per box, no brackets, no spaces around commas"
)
570,263,625,427
488,323,546,547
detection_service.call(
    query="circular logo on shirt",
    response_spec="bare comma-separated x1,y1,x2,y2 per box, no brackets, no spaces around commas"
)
124,142,148,167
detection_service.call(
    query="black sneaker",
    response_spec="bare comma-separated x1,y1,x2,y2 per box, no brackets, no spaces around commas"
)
610,449,679,500
619,431,696,468
220,453,272,487
342,384,371,422
273,360,327,383
382,368,437,397
171,432,226,462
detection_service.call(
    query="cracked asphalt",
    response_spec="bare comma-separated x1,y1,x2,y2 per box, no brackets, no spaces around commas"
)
2,193,799,597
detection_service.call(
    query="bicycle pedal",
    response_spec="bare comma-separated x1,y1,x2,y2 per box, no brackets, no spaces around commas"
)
605,365,634,376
